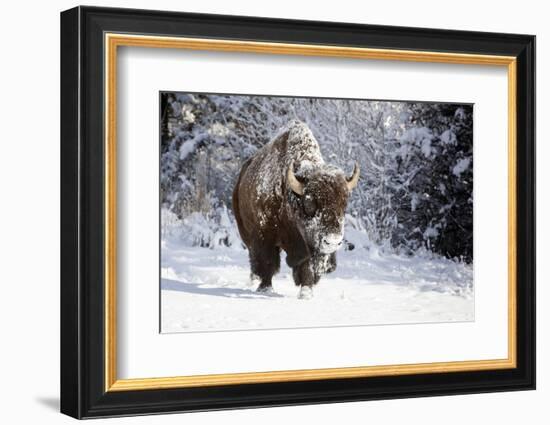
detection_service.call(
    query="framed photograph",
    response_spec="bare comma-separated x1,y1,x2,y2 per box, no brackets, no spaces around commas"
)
60,6,535,419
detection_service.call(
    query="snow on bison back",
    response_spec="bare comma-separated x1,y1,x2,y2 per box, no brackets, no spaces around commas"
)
232,120,359,299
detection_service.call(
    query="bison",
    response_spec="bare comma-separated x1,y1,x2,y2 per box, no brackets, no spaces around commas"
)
232,121,359,299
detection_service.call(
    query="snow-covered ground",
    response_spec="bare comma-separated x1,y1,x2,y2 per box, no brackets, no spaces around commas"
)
161,236,474,333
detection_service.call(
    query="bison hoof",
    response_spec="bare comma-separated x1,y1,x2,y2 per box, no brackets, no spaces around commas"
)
249,273,261,287
298,286,313,300
257,284,273,293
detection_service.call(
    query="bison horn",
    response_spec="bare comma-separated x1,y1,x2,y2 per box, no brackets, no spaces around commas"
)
287,163,304,196
346,162,360,191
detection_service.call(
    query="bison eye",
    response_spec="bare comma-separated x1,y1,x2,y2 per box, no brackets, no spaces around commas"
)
303,196,316,217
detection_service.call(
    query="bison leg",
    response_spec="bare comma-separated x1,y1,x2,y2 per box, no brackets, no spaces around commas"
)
292,258,321,299
325,252,337,274
312,252,337,275
249,243,280,292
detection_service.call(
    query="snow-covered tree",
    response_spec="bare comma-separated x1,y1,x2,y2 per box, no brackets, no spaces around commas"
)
160,92,473,261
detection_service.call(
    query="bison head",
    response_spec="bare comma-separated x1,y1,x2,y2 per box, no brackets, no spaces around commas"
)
287,161,359,255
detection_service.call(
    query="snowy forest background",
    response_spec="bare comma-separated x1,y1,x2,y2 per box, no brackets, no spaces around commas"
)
160,92,473,262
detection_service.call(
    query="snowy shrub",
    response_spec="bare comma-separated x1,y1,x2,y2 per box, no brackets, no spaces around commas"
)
161,205,243,250
343,214,374,252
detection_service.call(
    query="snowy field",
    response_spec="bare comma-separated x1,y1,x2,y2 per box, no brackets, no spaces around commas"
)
159,94,475,333
161,236,474,333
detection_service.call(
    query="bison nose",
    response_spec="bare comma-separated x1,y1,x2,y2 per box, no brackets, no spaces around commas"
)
320,234,344,253
323,237,342,246
323,236,342,244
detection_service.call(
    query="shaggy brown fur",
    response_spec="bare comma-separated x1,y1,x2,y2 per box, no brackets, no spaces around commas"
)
232,121,357,294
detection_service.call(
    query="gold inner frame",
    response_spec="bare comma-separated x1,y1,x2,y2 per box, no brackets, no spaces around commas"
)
104,33,517,392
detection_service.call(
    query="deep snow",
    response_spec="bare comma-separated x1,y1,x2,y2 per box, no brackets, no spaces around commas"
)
161,235,474,333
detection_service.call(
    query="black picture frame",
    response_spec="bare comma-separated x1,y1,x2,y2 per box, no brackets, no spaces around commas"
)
61,5,535,419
